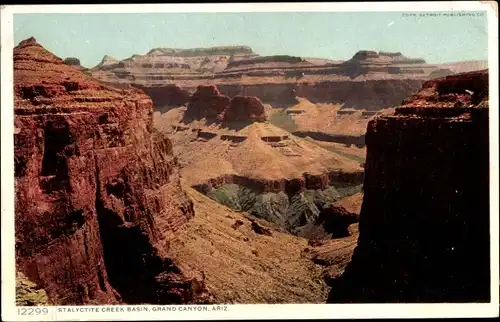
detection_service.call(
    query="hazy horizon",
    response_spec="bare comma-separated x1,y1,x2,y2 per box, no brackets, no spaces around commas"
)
14,11,489,68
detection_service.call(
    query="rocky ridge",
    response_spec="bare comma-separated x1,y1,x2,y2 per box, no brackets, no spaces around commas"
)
14,37,211,305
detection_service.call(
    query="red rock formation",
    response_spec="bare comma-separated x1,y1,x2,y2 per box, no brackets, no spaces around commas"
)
14,37,211,305
186,85,230,121
186,85,267,123
328,70,490,303
400,69,489,108
223,96,267,122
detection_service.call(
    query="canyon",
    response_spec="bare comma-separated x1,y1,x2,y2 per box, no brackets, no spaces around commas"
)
14,37,360,306
88,46,486,150
153,85,365,238
13,37,491,306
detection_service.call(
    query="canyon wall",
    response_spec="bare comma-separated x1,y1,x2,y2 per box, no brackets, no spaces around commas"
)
214,79,425,109
192,170,364,196
14,38,210,305
89,49,440,111
134,84,191,108
328,70,490,303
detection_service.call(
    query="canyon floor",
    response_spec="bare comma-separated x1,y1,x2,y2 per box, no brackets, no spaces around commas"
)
169,187,344,303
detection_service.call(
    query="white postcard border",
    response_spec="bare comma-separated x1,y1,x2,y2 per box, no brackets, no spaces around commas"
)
1,2,499,321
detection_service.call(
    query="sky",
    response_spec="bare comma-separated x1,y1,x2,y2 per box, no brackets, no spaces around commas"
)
13,11,488,68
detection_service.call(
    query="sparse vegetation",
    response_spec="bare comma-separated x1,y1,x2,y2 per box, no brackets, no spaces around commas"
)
206,183,362,234
16,272,50,306
269,110,298,133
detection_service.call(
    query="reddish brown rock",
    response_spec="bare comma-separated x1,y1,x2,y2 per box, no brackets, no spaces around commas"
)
186,86,268,123
400,69,489,109
186,85,231,121
14,37,211,305
223,96,267,122
328,70,490,303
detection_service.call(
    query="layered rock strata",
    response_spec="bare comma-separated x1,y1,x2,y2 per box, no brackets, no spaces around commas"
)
193,170,364,238
193,170,364,196
185,85,267,123
328,70,490,303
90,49,454,110
14,37,210,305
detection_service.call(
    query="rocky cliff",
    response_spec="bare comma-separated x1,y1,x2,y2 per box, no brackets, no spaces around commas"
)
14,37,210,305
205,79,424,110
185,85,267,123
327,70,490,303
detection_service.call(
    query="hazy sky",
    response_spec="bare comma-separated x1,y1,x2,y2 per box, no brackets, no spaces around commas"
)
13,12,488,68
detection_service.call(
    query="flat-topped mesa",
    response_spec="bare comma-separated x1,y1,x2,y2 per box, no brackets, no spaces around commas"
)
378,51,403,58
147,45,255,57
14,37,211,305
327,70,490,303
96,46,259,79
186,85,267,123
348,50,426,64
63,57,82,66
